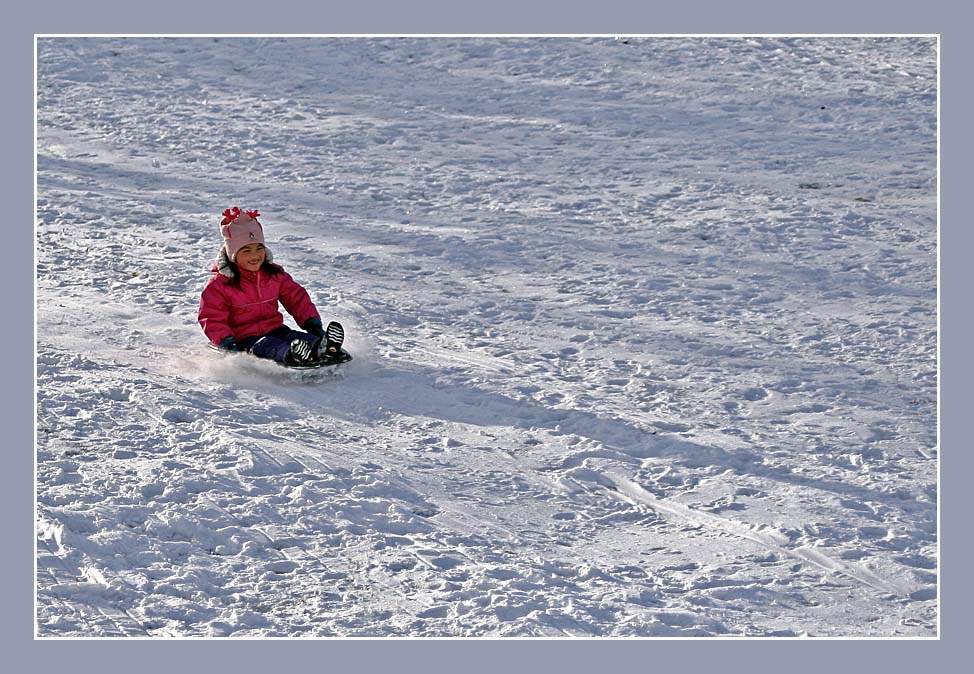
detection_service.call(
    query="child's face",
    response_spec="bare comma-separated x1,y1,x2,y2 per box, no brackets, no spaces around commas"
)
235,243,266,272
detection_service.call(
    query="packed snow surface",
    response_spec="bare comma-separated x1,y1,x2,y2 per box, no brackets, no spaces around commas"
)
36,36,937,637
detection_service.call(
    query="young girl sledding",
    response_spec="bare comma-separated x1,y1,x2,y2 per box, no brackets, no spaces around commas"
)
198,207,345,364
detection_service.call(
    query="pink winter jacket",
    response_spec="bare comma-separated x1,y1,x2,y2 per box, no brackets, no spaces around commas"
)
198,254,320,345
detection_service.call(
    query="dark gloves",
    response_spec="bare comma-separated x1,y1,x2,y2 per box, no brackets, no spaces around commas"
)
303,317,325,338
219,336,240,351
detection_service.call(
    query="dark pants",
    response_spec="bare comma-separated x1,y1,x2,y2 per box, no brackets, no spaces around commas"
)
237,326,318,363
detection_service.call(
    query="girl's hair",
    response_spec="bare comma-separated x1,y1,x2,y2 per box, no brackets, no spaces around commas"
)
223,256,284,287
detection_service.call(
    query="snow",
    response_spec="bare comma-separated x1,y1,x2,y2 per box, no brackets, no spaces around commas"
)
35,36,937,637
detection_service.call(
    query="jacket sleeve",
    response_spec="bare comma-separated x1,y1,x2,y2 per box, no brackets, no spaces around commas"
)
198,279,233,345
277,271,321,328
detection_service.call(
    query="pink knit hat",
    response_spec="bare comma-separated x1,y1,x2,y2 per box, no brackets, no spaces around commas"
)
220,207,265,261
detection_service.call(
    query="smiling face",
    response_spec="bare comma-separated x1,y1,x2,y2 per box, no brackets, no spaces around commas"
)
234,243,266,272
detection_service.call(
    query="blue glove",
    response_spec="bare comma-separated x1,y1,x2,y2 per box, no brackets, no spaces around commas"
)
303,317,325,338
219,336,239,351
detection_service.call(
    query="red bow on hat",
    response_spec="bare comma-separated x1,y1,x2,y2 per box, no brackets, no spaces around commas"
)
221,207,241,226
221,207,261,226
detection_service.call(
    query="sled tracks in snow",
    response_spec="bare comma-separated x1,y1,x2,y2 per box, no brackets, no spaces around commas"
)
566,469,921,599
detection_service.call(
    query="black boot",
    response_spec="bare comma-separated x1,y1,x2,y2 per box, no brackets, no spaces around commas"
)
287,338,317,364
323,321,345,356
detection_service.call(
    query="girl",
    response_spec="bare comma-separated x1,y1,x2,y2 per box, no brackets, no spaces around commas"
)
198,207,345,364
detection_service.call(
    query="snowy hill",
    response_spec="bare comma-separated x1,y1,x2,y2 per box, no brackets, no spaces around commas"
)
36,36,938,637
